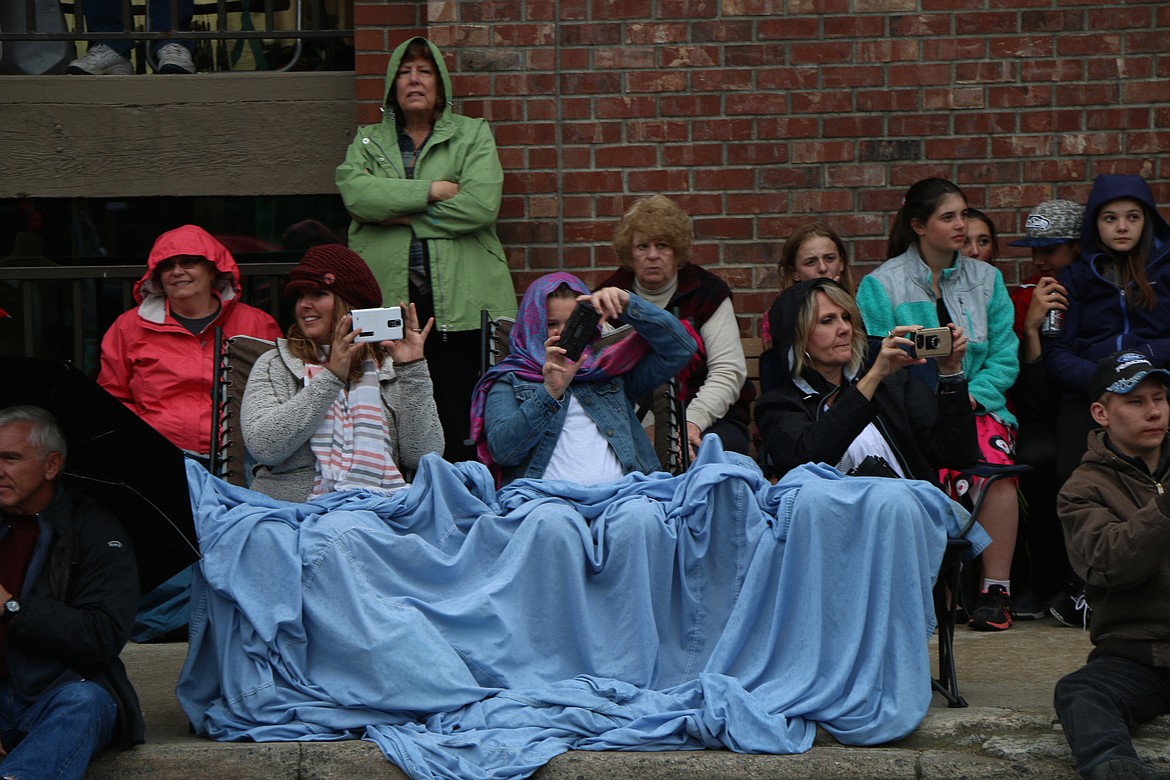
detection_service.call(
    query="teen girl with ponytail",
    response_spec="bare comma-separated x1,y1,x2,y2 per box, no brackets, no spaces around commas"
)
857,177,1021,632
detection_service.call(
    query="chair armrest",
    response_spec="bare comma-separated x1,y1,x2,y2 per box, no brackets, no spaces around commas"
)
955,462,1032,539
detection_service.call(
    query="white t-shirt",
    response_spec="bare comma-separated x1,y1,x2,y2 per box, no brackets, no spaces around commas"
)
836,422,906,478
543,394,624,485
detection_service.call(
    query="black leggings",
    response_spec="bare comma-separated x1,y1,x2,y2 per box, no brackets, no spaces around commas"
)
411,281,482,464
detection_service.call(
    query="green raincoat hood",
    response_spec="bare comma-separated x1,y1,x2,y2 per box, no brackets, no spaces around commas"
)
383,37,456,124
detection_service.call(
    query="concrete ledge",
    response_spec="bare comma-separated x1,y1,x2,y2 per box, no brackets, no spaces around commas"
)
87,739,1082,780
88,741,406,779
82,621,1170,779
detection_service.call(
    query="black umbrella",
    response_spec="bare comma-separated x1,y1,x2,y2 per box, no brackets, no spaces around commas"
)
0,356,199,594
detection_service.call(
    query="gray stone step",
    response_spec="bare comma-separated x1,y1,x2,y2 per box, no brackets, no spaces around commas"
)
83,619,1170,779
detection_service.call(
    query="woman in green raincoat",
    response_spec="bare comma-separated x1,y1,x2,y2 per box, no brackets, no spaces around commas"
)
337,36,516,461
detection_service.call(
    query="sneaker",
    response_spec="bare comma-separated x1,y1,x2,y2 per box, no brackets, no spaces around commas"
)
968,584,1013,631
67,44,132,75
1010,584,1047,621
156,43,195,74
1049,582,1092,629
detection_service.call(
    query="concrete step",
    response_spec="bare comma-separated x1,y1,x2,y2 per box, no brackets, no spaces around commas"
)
82,619,1169,779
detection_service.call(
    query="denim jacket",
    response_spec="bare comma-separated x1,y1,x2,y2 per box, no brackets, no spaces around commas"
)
485,294,696,484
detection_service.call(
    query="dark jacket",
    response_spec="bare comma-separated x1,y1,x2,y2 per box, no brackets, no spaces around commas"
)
1058,430,1170,667
755,279,979,484
1046,174,1170,395
2,483,144,749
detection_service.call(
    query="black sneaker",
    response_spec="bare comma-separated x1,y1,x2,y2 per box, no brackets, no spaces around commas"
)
1011,585,1047,621
1049,582,1092,629
968,584,1013,631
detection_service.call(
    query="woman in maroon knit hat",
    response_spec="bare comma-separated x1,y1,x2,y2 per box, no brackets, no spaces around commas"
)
241,244,445,502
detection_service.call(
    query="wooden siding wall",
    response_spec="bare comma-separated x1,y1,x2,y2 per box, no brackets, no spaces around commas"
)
0,73,355,198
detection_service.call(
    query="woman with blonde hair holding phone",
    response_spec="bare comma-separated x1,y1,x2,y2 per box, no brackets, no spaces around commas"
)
242,244,443,502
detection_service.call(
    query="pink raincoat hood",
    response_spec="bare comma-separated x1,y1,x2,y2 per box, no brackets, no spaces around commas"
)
134,225,242,324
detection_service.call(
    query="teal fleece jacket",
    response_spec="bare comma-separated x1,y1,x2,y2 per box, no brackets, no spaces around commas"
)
336,37,516,332
856,245,1019,427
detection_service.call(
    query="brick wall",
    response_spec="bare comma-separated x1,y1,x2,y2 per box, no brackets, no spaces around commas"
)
352,0,1170,335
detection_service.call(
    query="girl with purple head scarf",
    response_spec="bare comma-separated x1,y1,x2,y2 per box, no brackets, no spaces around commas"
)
470,272,695,486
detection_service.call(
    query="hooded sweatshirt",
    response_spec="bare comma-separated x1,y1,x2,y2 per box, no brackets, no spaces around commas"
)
1045,175,1170,395
755,279,979,483
1059,429,1170,667
335,37,517,333
98,225,282,455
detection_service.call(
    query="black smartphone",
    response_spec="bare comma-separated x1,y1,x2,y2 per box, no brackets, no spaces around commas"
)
557,302,601,362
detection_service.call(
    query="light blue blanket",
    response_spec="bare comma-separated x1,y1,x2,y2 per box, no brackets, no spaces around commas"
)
177,438,985,780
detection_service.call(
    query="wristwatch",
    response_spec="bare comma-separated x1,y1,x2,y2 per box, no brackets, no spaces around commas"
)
2,599,20,622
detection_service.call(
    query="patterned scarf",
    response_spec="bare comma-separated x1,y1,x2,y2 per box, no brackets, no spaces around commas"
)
468,272,650,473
309,359,406,496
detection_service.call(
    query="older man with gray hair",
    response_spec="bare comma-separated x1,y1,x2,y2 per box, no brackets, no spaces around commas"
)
0,405,142,780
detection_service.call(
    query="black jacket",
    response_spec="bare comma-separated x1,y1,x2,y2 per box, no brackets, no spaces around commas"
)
755,279,980,484
2,483,144,749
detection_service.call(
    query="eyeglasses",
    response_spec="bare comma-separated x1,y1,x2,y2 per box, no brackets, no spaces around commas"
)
157,256,205,273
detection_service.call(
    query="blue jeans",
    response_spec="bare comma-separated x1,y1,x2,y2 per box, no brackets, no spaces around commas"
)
83,0,195,57
1054,654,1170,778
0,680,117,780
132,565,191,642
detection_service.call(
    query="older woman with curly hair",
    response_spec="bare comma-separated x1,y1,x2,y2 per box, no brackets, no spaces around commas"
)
598,195,754,458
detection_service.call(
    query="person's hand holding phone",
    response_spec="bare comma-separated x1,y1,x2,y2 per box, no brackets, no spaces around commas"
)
325,313,362,380
856,324,924,401
383,302,432,365
543,333,584,400
578,287,629,321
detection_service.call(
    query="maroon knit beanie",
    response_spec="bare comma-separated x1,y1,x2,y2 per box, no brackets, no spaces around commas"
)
284,244,382,310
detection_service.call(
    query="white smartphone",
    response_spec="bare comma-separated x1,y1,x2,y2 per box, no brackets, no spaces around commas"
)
351,306,404,342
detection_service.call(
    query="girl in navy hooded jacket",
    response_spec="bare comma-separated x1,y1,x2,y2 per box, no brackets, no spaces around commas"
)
1045,174,1170,480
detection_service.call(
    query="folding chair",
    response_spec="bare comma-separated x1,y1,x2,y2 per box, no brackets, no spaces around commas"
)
637,378,688,475
479,309,515,374
210,328,276,486
932,461,1032,707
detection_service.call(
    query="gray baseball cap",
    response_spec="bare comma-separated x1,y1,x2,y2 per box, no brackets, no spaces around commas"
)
1008,199,1084,247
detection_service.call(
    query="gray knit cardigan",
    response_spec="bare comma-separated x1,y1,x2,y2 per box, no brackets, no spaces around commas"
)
241,339,445,502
